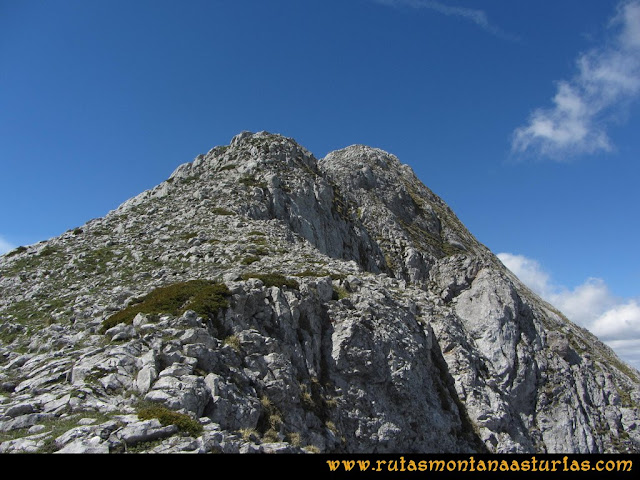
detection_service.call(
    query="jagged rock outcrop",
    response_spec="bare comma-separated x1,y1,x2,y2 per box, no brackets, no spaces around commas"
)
1,131,639,453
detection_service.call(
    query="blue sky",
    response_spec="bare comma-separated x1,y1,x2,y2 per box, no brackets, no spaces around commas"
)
1,0,639,368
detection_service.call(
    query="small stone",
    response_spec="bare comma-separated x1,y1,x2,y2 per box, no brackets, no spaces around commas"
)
28,424,46,434
78,418,98,425
132,313,150,328
5,402,36,418
113,419,179,446
56,437,109,454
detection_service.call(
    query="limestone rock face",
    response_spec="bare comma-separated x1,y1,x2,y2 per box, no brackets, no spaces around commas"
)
0,131,638,453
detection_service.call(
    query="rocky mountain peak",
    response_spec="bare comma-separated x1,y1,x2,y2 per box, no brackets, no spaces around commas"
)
322,143,405,174
0,132,639,454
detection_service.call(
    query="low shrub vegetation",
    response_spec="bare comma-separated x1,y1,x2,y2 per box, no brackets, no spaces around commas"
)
5,246,27,258
332,286,350,300
241,256,260,265
211,207,234,216
241,273,299,289
100,280,230,333
137,403,203,437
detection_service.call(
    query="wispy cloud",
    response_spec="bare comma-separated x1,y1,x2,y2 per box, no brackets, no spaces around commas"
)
0,235,16,255
511,0,640,160
498,252,640,370
373,0,517,40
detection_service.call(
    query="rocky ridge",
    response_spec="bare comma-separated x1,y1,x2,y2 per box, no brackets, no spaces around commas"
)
0,131,639,454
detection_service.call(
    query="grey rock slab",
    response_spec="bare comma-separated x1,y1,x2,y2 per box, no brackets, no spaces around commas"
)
112,419,179,446
0,431,52,453
5,402,36,418
0,412,55,432
144,375,210,417
56,436,110,453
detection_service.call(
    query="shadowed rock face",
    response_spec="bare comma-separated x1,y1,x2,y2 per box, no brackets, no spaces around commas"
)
0,130,638,454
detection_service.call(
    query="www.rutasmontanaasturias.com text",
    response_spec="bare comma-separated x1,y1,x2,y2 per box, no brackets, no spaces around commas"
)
325,456,633,473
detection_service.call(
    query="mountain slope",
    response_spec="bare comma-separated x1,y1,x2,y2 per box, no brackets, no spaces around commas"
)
0,131,638,453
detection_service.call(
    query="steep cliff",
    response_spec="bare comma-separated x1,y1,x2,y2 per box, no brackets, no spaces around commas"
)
1,131,638,453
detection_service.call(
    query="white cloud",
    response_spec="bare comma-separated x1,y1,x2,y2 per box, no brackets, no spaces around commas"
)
0,235,16,255
373,0,516,40
497,252,640,370
511,0,640,159
493,252,552,297
603,338,640,372
549,278,617,327
590,300,640,340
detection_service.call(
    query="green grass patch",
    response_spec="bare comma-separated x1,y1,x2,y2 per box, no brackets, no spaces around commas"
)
241,273,299,289
3,300,37,324
136,404,203,437
39,245,59,257
257,395,283,439
78,247,115,274
181,175,198,184
252,246,269,256
3,245,62,274
295,269,329,277
223,334,241,352
100,280,230,333
0,412,115,452
211,207,234,216
332,286,350,300
239,174,267,189
299,377,335,421
5,246,27,258
329,273,347,281
0,328,21,345
241,256,260,265
125,438,166,453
